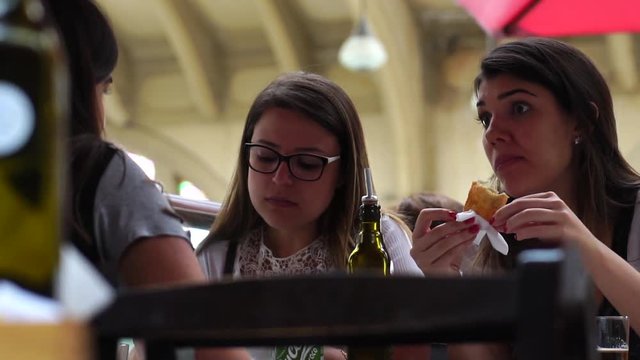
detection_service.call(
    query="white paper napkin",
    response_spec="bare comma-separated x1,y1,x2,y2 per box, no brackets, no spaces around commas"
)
0,281,62,323
456,210,509,255
55,243,114,320
0,244,114,324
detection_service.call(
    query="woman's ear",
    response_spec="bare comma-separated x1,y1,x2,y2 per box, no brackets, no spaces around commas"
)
589,101,599,121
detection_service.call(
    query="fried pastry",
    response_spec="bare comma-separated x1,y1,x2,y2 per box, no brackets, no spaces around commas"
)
463,181,509,221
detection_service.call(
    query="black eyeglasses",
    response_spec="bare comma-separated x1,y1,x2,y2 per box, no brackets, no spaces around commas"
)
245,143,340,181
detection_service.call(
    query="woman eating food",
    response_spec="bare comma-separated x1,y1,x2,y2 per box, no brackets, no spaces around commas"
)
410,38,640,359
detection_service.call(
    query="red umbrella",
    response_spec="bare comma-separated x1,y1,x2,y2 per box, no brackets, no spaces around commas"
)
457,0,640,38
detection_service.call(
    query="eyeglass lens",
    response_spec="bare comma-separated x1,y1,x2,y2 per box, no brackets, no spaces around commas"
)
247,145,326,181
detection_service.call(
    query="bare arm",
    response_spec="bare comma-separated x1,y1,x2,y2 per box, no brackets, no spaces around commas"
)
492,192,640,334
119,236,252,360
119,236,205,287
577,237,640,334
448,343,511,360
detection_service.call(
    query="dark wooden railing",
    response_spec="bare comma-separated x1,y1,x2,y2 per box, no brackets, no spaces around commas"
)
92,247,597,360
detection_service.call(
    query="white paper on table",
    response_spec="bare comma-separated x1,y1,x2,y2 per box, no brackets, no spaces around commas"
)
0,244,114,324
54,243,114,321
0,280,63,323
456,210,509,255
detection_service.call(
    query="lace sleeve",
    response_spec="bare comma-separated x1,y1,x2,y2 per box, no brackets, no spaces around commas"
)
381,215,423,276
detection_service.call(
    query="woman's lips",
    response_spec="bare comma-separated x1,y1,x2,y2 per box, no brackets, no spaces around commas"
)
266,197,297,208
494,155,523,172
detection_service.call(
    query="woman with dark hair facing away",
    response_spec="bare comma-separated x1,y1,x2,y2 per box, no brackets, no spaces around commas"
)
49,1,251,359
50,0,203,292
197,71,426,360
411,38,640,359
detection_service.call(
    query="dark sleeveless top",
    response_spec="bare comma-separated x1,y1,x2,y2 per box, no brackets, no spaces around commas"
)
598,203,639,360
500,194,639,359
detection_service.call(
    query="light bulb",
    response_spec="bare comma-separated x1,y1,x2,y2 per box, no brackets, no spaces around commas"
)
338,16,388,71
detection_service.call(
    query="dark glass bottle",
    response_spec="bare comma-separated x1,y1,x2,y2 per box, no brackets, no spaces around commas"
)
0,0,67,295
347,168,392,360
347,190,390,275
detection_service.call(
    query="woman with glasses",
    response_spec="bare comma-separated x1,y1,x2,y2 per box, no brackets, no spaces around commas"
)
196,71,424,359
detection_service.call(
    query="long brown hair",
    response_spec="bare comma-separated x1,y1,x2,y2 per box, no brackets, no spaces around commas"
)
473,38,640,270
197,72,370,268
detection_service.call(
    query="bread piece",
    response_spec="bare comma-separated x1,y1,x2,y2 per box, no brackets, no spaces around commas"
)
463,181,509,221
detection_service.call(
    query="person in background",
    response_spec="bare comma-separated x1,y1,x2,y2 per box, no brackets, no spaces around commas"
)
411,38,640,359
49,0,249,358
395,192,463,231
197,71,427,360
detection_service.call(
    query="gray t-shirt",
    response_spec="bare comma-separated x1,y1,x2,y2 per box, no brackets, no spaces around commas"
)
93,152,190,285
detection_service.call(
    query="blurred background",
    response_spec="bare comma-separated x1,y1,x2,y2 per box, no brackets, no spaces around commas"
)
95,0,640,210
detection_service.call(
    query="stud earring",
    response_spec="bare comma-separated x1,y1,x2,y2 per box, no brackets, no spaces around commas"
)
574,136,582,145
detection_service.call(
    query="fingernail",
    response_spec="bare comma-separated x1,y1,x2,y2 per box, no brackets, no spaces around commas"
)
448,211,457,219
468,224,480,234
463,218,475,225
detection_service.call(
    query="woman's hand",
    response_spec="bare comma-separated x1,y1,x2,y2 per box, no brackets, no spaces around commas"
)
491,191,598,249
410,208,479,276
491,191,640,336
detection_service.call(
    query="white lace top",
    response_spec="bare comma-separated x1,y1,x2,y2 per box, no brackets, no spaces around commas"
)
196,215,422,360
237,229,334,277
197,214,422,280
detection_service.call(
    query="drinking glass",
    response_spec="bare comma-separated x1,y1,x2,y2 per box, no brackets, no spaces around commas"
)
116,343,130,360
596,315,629,360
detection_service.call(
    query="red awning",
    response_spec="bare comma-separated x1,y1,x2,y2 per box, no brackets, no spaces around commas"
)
457,0,640,38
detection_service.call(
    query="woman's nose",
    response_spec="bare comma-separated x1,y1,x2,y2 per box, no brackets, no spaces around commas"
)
272,161,294,185
484,115,509,145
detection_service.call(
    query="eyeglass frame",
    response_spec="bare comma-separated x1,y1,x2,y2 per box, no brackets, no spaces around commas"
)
244,143,341,181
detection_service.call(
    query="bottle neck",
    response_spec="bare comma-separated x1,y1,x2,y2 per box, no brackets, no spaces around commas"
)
361,219,380,235
360,201,381,222
359,202,381,243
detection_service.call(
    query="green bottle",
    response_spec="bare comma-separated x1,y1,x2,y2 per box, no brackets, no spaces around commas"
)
347,168,392,360
348,168,390,275
0,0,67,295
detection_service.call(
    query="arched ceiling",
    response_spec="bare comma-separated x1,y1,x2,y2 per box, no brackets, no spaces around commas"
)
95,0,639,202
98,0,480,123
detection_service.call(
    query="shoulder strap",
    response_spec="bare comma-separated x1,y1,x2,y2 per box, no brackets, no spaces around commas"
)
611,204,634,260
627,191,640,264
223,240,238,276
71,144,118,264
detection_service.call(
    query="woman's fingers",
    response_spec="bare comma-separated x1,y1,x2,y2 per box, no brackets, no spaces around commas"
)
411,221,479,275
412,237,473,276
413,208,456,239
412,218,476,253
491,191,591,245
492,192,565,228
429,237,474,275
